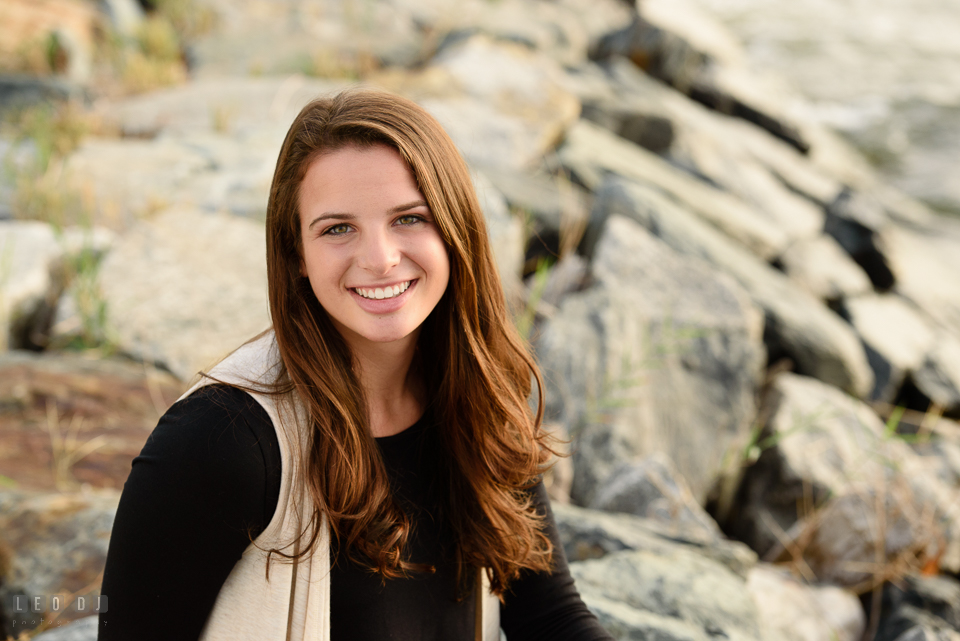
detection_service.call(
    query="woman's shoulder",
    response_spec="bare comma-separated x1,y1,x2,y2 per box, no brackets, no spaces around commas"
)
174,383,272,423
139,383,280,483
198,330,283,393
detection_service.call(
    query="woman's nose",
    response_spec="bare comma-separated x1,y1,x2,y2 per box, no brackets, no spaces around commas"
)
357,229,401,275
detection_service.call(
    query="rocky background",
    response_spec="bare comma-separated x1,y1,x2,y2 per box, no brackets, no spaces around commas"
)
2,0,960,640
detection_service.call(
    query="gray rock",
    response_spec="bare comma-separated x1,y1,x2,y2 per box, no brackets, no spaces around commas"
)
416,35,580,171
882,221,960,347
437,0,590,67
590,454,722,543
0,137,40,221
570,549,763,641
730,372,960,584
552,0,635,53
0,221,63,351
746,565,865,641
587,59,825,245
63,137,214,225
779,236,872,302
914,335,960,412
730,118,842,207
97,0,143,38
190,0,631,77
912,427,960,489
537,215,764,505
72,77,350,223
92,76,347,140
552,502,757,579
98,207,270,381
675,0,960,215
188,0,427,76
591,5,809,155
844,294,936,401
480,167,591,256
0,76,79,113
879,574,960,633
471,171,524,303
0,490,117,635
538,255,588,313
877,606,960,641
590,175,874,397
31,616,99,641
560,119,790,260
824,188,894,290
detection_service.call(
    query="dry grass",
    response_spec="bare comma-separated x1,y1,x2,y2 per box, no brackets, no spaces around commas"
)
742,400,957,639
44,399,107,491
2,101,94,231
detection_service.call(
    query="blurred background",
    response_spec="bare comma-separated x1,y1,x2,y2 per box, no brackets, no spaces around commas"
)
2,0,960,639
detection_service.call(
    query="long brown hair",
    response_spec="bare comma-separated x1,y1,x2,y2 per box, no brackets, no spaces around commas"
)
265,88,555,593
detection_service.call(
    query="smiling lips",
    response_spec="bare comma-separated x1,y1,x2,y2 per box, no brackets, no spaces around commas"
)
353,280,413,300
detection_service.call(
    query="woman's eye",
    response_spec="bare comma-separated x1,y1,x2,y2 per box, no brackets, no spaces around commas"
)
324,224,352,236
397,214,423,226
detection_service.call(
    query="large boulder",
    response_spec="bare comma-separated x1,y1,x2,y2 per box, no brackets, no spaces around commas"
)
911,423,960,489
746,565,865,641
913,335,960,413
559,119,790,260
31,615,99,641
675,0,960,215
96,207,270,381
537,214,764,505
399,35,580,171
589,454,723,545
843,294,937,401
91,76,347,140
0,222,61,351
71,77,348,222
882,220,960,347
584,58,825,246
873,574,960,640
728,372,960,584
0,222,116,351
188,0,432,76
0,490,118,635
561,504,862,641
481,166,591,260
553,502,757,578
589,175,874,398
0,350,182,491
779,235,872,303
590,1,809,155
64,137,218,225
470,171,524,303
570,548,764,641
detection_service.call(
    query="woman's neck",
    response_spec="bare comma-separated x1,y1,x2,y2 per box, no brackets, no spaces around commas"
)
348,334,424,438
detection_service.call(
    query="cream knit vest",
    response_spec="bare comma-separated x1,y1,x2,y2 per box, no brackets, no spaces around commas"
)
180,331,500,641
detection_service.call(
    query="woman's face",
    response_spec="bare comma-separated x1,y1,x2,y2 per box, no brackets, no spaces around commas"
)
298,143,450,351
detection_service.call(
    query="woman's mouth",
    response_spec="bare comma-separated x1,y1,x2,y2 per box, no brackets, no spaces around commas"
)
352,280,413,300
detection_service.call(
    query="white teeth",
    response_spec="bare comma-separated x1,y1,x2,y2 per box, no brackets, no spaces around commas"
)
355,280,411,300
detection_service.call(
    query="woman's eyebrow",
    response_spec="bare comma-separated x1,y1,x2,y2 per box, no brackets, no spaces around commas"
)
308,212,355,229
390,199,429,213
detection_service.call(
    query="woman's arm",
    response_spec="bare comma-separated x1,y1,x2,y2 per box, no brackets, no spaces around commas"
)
98,385,281,641
499,483,614,641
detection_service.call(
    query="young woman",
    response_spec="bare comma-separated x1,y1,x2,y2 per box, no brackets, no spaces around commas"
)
99,89,613,641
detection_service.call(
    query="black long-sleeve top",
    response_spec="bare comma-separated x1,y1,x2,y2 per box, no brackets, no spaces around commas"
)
99,385,612,641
